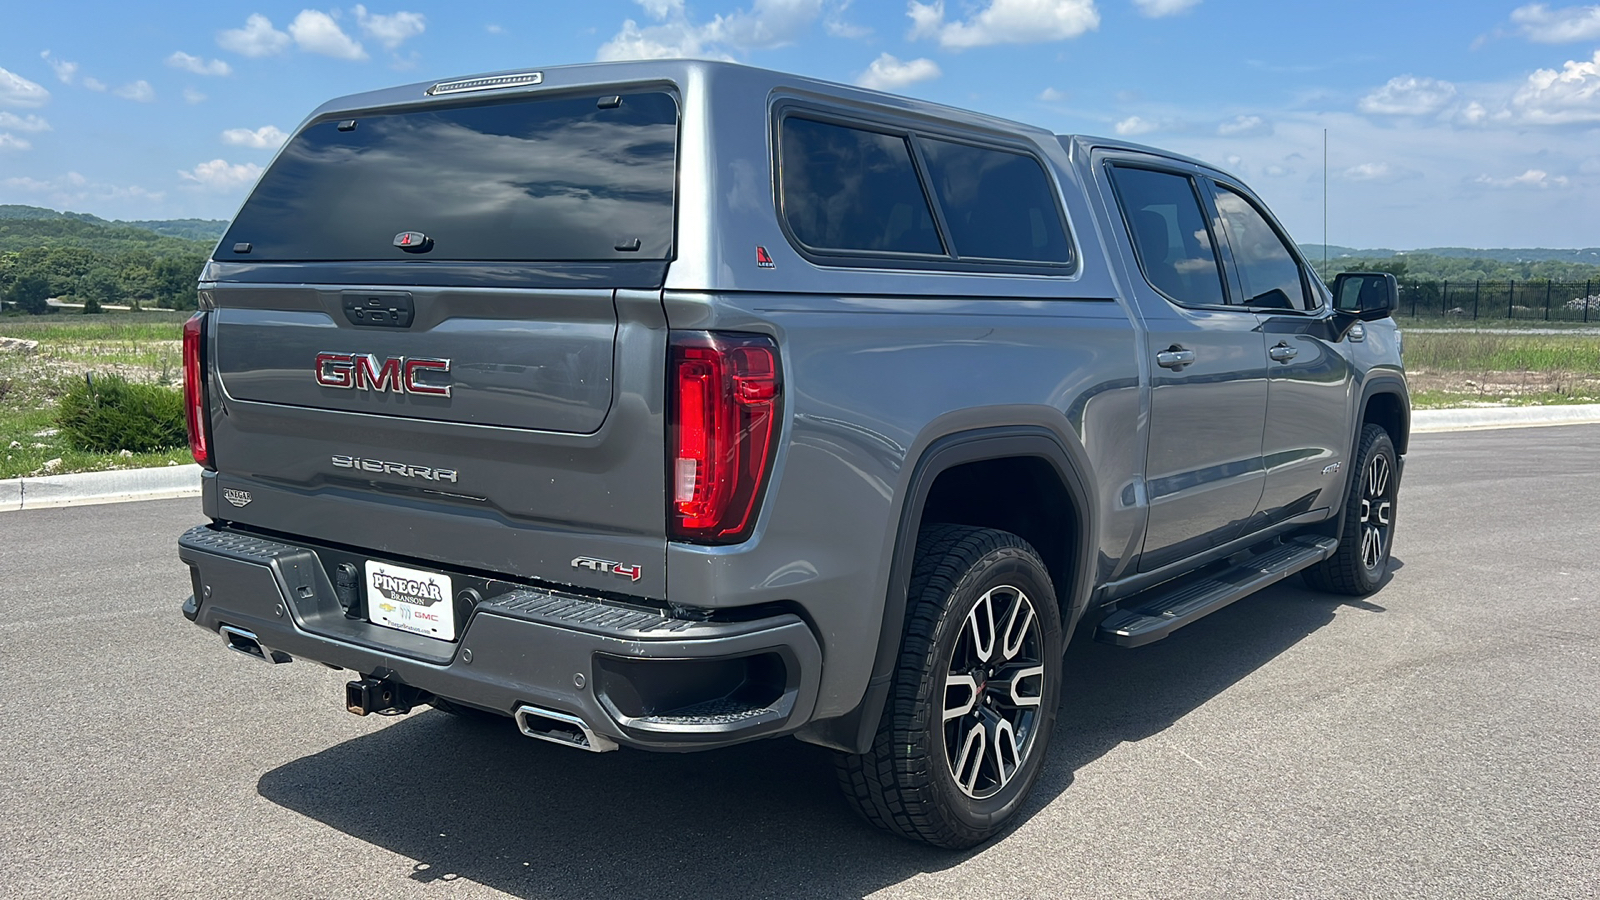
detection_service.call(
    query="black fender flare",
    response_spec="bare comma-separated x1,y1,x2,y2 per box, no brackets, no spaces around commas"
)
795,424,1097,755
1327,373,1410,531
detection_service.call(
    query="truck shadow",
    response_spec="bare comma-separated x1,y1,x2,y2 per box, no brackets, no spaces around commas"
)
256,574,1391,899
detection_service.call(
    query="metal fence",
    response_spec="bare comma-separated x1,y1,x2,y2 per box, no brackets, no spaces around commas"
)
1394,280,1600,322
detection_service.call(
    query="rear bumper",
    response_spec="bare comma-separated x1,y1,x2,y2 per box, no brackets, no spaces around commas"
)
178,525,821,751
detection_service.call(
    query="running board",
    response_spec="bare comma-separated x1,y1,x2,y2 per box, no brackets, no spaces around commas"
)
1097,536,1339,648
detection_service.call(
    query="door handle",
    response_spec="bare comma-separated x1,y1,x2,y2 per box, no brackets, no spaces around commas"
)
1269,343,1298,362
1155,346,1196,370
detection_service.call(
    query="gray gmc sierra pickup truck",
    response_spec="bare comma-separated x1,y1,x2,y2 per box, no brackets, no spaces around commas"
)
178,60,1408,848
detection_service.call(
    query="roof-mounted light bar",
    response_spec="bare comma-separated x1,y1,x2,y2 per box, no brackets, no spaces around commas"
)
426,72,543,97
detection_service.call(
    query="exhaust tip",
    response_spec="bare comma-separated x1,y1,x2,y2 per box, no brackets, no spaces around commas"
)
220,625,291,664
513,705,617,753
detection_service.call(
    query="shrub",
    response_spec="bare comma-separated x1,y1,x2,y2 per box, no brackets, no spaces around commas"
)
56,373,186,453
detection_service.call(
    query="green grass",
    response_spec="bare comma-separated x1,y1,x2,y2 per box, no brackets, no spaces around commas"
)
1411,390,1600,410
1,406,190,479
1399,317,1600,330
0,310,188,341
1403,332,1600,374
0,311,191,478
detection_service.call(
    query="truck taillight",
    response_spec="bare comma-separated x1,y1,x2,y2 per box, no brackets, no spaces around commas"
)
182,312,213,470
668,332,781,543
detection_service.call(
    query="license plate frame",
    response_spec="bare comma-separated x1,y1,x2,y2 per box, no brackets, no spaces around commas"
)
364,560,456,642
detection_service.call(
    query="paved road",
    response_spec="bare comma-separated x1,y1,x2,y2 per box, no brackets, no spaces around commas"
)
2,426,1597,899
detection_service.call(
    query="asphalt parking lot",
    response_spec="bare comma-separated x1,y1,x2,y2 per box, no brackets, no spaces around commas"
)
1,425,1596,899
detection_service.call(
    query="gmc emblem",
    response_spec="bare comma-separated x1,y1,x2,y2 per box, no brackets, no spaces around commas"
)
315,352,452,397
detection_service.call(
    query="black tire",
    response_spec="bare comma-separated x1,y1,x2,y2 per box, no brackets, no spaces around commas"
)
836,524,1064,849
1303,424,1399,595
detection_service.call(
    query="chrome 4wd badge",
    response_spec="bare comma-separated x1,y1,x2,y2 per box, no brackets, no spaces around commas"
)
365,560,455,641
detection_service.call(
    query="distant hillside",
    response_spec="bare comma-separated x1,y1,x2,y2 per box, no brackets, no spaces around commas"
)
0,205,225,244
0,214,213,257
1303,244,1600,266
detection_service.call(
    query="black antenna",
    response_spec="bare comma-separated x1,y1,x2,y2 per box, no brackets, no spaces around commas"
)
1323,128,1329,279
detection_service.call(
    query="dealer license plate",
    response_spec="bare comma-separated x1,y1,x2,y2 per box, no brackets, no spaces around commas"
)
365,560,455,641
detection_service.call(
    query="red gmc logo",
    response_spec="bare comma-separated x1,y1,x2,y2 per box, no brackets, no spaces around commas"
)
315,352,452,397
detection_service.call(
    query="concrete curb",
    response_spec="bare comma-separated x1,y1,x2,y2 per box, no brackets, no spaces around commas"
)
3,406,1597,512
1411,404,1600,433
0,464,201,512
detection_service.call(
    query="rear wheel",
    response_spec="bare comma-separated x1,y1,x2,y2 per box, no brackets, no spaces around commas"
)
836,525,1063,849
1303,424,1398,595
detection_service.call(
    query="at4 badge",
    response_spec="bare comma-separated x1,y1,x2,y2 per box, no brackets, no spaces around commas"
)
572,556,643,582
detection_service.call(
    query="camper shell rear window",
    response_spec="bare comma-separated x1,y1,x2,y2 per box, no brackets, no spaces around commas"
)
220,89,679,263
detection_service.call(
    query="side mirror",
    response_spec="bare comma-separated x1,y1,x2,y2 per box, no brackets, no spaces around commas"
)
1332,272,1397,321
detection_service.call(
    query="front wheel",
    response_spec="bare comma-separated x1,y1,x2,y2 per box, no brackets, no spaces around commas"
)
1303,424,1399,595
836,525,1064,849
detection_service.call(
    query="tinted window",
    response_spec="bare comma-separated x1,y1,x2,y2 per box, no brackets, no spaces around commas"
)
920,138,1070,263
1109,166,1228,307
780,117,942,255
1213,186,1312,310
221,91,678,262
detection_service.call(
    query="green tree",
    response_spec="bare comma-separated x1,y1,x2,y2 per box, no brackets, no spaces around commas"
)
6,272,51,315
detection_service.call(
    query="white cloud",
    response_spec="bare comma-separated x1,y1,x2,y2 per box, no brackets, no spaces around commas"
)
1358,75,1457,116
355,6,426,49
114,80,156,103
1458,101,1490,124
597,19,721,59
1038,87,1068,102
221,125,289,149
39,51,77,85
1115,115,1158,136
184,88,208,104
485,23,505,34
1511,49,1600,123
0,112,50,132
709,0,826,49
179,159,263,190
856,53,941,90
1509,3,1600,43
1339,162,1419,183
639,0,686,17
1217,114,1269,136
906,0,1100,49
218,14,292,57
825,1,872,39
0,67,51,108
1133,0,1200,17
597,0,825,60
2,171,164,206
1474,168,1571,188
0,133,31,151
82,77,106,92
290,10,369,60
167,52,233,76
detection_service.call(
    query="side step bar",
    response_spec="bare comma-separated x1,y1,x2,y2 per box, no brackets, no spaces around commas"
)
1097,536,1339,648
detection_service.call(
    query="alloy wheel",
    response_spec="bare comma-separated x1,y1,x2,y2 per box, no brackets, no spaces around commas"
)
942,584,1046,800
1359,453,1394,571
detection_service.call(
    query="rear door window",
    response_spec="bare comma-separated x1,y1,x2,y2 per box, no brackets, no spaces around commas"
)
779,117,943,256
220,90,679,262
1211,185,1315,311
1108,166,1228,307
919,138,1071,263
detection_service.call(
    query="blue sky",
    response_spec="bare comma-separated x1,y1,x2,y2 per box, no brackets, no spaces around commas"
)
2,0,1598,249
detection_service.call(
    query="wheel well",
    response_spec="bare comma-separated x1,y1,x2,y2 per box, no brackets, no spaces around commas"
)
918,456,1079,620
1364,391,1408,454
